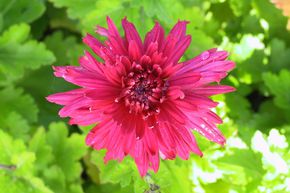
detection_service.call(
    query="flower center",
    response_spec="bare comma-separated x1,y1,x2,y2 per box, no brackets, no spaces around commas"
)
115,62,168,117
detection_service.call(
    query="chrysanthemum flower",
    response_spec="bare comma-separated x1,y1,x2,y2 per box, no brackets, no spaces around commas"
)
47,17,235,176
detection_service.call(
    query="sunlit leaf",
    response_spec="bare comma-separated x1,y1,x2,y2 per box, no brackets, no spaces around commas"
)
263,70,290,110
0,130,53,193
0,24,55,84
271,0,290,29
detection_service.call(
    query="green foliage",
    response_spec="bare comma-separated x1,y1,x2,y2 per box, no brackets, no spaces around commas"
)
229,0,251,17
0,86,38,122
0,130,53,193
89,150,148,192
152,159,193,193
263,70,290,110
218,149,265,191
268,39,290,72
0,0,45,32
0,23,55,84
48,0,96,20
0,123,87,193
0,0,290,193
0,86,38,139
46,122,87,183
44,31,84,66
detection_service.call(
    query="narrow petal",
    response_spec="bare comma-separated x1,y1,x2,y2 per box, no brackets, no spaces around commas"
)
95,26,108,36
79,51,104,74
169,71,201,87
83,33,104,56
107,16,122,39
177,49,235,84
161,21,188,59
128,40,141,61
159,102,187,124
187,117,226,145
105,17,128,55
192,85,236,96
122,18,143,51
165,35,191,64
46,88,85,105
134,140,149,177
144,22,165,51
52,65,116,89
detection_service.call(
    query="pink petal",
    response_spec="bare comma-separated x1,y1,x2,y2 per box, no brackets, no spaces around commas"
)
134,140,149,177
46,88,85,105
128,40,141,61
169,71,201,86
192,85,236,96
83,33,104,56
165,35,191,64
95,25,108,36
144,22,165,51
122,18,143,52
79,51,104,74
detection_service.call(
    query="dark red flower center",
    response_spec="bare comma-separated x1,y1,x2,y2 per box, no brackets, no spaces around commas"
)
116,62,168,117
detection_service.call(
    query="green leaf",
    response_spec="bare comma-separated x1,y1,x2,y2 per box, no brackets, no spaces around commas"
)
229,0,251,17
29,127,53,171
237,50,266,84
225,92,251,122
43,165,66,193
44,31,84,66
252,100,288,131
49,0,96,20
45,2,79,33
253,0,289,40
268,38,290,73
89,150,147,192
218,149,264,175
241,14,263,35
152,159,193,193
0,86,38,123
0,0,45,31
187,29,215,56
46,122,87,181
210,1,234,22
28,122,87,193
202,180,230,193
82,0,154,36
0,23,30,44
142,0,174,25
263,70,290,110
217,149,266,192
0,130,33,175
0,130,53,193
0,23,56,84
1,112,30,140
230,34,264,62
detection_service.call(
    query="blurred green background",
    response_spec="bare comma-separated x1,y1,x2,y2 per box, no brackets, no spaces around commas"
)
0,0,289,192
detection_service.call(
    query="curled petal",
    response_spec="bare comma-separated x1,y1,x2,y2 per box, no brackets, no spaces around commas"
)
122,18,143,51
144,22,165,51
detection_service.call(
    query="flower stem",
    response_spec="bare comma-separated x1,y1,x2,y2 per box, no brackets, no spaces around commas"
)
144,173,161,193
0,164,16,170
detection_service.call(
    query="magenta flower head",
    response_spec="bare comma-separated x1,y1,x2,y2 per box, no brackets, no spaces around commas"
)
47,17,235,176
